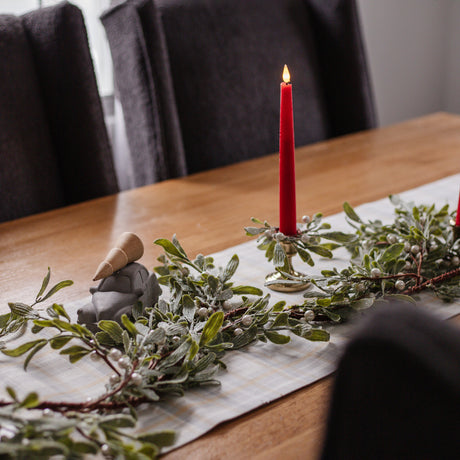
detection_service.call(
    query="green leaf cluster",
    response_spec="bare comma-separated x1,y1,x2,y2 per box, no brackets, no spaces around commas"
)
0,402,174,460
286,197,460,322
245,215,356,285
0,268,73,344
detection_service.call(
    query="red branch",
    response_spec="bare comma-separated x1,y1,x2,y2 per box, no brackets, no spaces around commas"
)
353,273,421,282
0,395,149,412
223,306,249,320
80,359,139,412
403,267,460,295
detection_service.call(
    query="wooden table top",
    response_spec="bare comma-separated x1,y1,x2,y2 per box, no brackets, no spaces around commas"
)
1,112,460,459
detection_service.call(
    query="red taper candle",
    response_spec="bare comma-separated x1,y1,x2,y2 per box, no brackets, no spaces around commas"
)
456,188,460,226
279,65,297,236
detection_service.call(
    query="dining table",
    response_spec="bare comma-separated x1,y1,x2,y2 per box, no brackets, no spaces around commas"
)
1,112,460,459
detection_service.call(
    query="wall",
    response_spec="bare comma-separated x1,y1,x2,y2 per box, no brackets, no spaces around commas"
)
357,0,451,126
444,0,460,113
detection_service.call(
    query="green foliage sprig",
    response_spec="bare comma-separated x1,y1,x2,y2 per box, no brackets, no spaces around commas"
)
0,268,72,345
0,236,329,459
245,215,356,278
0,398,173,459
277,197,460,322
0,271,175,459
153,235,330,348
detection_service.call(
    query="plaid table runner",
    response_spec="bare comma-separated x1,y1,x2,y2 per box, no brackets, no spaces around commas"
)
2,174,460,451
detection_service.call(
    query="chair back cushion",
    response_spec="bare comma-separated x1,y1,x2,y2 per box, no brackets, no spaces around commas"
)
0,15,64,222
306,0,377,136
321,304,460,459
0,2,118,222
22,1,118,204
101,0,187,185
156,0,328,174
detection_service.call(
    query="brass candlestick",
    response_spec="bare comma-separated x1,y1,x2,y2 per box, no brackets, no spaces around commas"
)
265,242,310,292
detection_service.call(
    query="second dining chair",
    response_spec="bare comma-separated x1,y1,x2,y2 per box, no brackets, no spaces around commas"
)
321,304,460,459
0,1,118,223
101,0,376,187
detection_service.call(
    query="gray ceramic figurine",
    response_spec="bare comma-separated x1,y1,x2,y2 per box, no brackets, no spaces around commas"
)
77,232,161,331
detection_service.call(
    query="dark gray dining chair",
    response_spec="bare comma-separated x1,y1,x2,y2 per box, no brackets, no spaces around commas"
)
321,304,460,460
101,0,376,186
0,1,118,223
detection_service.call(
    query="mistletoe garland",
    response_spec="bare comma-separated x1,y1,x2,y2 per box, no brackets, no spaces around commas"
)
2,196,459,459
0,237,328,459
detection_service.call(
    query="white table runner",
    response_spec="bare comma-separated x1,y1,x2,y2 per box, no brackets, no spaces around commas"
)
2,173,460,452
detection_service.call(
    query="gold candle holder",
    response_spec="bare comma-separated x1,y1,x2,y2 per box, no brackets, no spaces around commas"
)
265,242,310,292
451,219,460,241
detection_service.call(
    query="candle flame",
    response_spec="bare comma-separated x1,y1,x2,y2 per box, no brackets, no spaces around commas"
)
282,65,290,83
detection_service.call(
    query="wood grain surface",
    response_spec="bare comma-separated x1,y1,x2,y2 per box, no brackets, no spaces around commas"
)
1,112,460,459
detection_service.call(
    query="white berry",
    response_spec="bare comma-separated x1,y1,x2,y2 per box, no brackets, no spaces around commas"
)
109,374,120,386
275,232,286,241
356,282,366,292
302,215,310,223
108,348,122,361
371,268,381,278
241,315,252,326
411,244,420,254
234,328,243,336
101,444,110,455
304,310,315,321
117,357,130,369
395,280,405,290
404,242,411,252
363,240,372,250
405,261,412,270
452,256,460,266
300,234,309,243
222,301,233,311
90,351,101,362
386,234,396,244
172,336,180,344
130,372,143,386
197,307,208,318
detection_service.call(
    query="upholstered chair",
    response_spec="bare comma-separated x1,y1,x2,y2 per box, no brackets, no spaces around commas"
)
321,304,460,459
102,0,376,186
0,1,118,222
